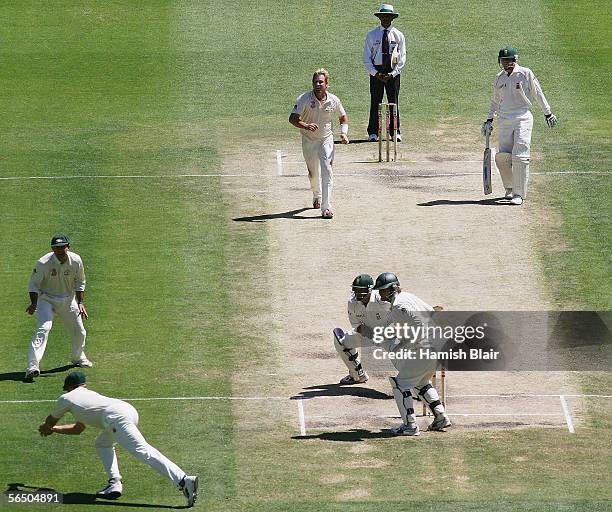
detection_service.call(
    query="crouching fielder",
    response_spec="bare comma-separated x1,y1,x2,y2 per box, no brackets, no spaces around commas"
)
333,274,391,385
38,372,199,507
481,46,557,205
364,273,451,436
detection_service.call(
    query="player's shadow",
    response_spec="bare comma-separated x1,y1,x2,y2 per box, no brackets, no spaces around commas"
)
4,483,186,508
292,429,395,442
334,138,371,144
418,197,511,207
233,207,323,222
0,364,74,383
293,383,392,400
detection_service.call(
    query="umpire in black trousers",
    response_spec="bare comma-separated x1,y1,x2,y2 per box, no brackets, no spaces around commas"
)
363,4,406,141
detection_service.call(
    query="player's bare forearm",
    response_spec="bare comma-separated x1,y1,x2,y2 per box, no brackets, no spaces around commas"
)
75,291,88,319
52,423,86,435
289,113,318,132
26,292,38,314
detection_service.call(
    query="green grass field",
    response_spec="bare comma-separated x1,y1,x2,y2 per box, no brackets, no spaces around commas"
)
0,1,610,510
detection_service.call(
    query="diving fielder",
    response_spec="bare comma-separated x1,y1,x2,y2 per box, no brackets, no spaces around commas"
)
333,274,391,385
25,235,91,380
38,372,199,507
289,68,349,219
482,46,557,205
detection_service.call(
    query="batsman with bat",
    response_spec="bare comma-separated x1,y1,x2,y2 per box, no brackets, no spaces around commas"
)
481,47,557,205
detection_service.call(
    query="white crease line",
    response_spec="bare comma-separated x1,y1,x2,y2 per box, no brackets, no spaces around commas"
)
0,171,609,180
1,393,609,405
559,395,576,433
276,150,283,176
377,413,564,418
296,398,306,436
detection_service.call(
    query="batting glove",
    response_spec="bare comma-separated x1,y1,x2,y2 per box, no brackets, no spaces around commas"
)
481,119,493,136
545,113,558,128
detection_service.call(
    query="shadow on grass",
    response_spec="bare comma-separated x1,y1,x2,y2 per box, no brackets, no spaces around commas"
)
4,483,187,509
292,429,396,441
0,364,75,383
292,383,392,400
418,197,511,207
233,207,323,222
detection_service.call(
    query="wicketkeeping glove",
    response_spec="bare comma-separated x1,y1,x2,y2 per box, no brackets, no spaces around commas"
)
545,113,558,128
481,119,493,136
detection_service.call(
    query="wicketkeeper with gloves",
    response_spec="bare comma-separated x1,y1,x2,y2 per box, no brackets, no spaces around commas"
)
482,46,557,205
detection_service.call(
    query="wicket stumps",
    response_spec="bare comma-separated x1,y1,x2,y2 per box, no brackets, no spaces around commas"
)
378,102,398,162
422,368,447,416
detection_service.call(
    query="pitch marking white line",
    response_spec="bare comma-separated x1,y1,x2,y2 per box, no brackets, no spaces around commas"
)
0,171,609,181
559,395,576,433
0,393,608,405
296,398,306,436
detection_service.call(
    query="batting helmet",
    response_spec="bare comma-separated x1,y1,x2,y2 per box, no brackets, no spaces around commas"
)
373,272,400,290
352,274,374,289
498,46,518,63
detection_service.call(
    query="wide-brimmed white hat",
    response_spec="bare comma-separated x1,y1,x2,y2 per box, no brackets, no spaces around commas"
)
374,3,399,18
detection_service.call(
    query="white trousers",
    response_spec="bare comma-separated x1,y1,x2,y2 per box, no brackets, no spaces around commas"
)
28,297,86,370
95,404,186,486
497,111,532,198
301,135,334,211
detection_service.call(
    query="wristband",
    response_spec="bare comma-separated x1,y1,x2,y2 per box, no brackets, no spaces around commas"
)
340,123,349,135
78,300,84,305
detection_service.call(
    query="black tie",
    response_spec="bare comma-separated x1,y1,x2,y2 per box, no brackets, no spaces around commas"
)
382,29,391,70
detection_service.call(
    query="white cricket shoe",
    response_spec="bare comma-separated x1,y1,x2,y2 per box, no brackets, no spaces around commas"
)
96,478,122,500
322,209,334,219
391,423,420,436
72,357,93,368
504,188,513,199
510,195,524,205
181,475,199,507
24,367,40,380
368,133,379,142
427,414,452,431
339,371,369,385
395,133,402,142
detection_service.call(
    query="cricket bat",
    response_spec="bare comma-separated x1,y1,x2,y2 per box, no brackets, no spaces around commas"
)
483,131,492,195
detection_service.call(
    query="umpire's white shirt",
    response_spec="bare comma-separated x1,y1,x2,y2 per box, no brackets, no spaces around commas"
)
292,91,346,141
51,387,137,430
28,251,86,301
488,64,551,118
363,25,406,77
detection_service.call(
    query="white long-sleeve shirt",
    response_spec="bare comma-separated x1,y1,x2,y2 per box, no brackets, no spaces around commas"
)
488,64,552,118
363,25,406,77
51,386,137,429
291,90,346,141
28,251,86,301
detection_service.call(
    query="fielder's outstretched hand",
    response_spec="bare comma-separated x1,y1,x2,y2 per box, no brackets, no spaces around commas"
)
340,134,349,144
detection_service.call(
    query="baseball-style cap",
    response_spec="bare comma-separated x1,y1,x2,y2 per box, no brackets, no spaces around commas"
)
51,234,70,247
374,4,399,18
63,371,86,391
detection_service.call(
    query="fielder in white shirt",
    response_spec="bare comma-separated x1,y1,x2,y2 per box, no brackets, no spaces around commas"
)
333,274,391,385
38,372,199,507
25,235,92,380
482,46,558,205
290,68,349,219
